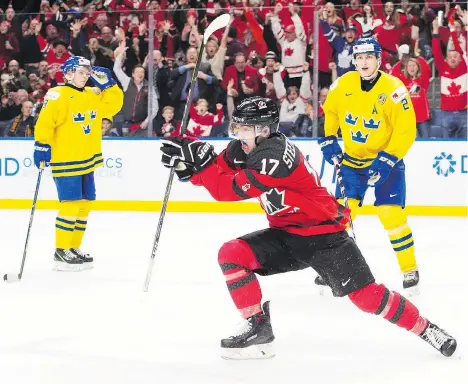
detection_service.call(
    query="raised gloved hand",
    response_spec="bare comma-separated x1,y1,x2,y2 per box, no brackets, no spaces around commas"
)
368,151,398,187
160,136,216,174
33,142,51,169
318,135,343,165
90,66,116,91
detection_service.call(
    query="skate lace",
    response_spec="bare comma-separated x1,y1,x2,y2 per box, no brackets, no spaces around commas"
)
404,271,417,281
62,249,77,261
425,327,448,349
231,319,253,338
72,248,86,257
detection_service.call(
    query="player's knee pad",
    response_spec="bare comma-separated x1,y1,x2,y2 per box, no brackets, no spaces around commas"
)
376,205,407,231
348,282,387,314
57,200,82,218
338,198,360,221
218,239,261,272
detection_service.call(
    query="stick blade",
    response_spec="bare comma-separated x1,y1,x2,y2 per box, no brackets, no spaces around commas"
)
4,273,21,283
203,14,230,44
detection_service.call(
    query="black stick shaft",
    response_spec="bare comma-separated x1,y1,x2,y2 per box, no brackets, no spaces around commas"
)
332,157,355,240
143,41,206,292
19,168,43,279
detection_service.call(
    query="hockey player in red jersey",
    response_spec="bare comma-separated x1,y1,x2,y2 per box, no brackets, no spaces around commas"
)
160,96,457,360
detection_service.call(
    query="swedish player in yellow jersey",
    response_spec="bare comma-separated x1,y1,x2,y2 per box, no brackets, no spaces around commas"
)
33,56,123,271
318,38,419,295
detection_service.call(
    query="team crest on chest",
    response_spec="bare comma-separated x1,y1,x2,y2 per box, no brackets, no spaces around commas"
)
378,93,387,105
351,130,369,144
72,112,85,122
363,117,381,129
345,112,359,126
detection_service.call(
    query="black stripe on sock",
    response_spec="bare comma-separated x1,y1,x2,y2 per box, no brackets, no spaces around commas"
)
374,288,390,315
227,272,255,291
220,262,242,272
389,295,406,324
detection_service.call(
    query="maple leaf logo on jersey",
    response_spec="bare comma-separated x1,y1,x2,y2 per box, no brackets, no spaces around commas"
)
284,47,294,57
447,82,462,95
260,188,290,215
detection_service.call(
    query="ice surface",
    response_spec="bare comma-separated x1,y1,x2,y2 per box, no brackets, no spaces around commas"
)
0,211,467,384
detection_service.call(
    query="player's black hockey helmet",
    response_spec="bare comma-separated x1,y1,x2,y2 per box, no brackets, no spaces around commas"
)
230,96,280,138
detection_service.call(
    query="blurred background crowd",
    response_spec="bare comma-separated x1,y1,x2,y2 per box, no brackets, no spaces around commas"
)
0,0,466,139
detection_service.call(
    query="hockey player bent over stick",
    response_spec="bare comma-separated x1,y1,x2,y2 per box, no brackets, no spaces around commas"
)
160,96,457,360
317,38,420,295
33,57,123,271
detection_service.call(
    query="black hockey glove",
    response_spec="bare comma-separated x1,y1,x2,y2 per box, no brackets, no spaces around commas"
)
160,136,216,174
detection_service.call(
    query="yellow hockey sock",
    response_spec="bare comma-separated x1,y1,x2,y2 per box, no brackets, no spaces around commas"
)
70,200,92,249
56,201,82,249
377,205,417,273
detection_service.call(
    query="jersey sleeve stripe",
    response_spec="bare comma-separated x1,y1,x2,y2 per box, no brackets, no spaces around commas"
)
232,180,252,200
222,150,237,170
244,170,270,192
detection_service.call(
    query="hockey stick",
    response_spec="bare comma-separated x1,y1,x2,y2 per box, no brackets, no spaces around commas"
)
4,168,44,283
332,156,355,240
143,14,231,292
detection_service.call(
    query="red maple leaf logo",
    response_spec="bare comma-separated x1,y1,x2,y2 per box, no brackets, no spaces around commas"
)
190,125,204,137
447,81,462,95
284,47,294,57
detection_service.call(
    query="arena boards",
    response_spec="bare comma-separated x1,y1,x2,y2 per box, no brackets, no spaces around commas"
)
0,138,466,217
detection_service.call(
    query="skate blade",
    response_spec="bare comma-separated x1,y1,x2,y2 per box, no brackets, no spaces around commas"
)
404,285,420,297
82,262,94,270
53,261,86,272
221,343,275,360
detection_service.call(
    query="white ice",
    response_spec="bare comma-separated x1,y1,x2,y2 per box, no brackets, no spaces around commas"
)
0,211,467,384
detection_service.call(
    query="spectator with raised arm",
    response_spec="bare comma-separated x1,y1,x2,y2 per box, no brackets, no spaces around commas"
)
169,46,218,120
270,2,307,87
274,62,312,136
222,52,260,107
113,40,159,137
432,18,467,138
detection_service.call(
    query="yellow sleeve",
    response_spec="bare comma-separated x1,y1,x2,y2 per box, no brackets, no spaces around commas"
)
98,84,124,119
385,84,417,159
322,79,341,137
34,89,66,145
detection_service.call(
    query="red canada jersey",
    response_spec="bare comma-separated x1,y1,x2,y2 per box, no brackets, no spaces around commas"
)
190,135,349,236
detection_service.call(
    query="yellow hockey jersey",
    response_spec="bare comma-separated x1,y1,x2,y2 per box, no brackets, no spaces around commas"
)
323,71,416,168
35,84,123,177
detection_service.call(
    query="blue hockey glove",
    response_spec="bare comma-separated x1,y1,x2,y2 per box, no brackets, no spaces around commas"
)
33,142,51,169
90,66,116,91
160,136,216,173
368,151,398,187
318,135,343,165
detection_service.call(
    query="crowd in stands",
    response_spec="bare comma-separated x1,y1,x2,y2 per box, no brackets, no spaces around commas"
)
0,0,466,139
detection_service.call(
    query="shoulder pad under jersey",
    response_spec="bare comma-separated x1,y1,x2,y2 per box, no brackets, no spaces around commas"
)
246,135,300,177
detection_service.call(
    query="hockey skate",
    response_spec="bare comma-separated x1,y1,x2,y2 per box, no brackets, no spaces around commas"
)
403,270,420,296
71,248,94,269
53,249,85,271
419,320,457,357
221,301,275,360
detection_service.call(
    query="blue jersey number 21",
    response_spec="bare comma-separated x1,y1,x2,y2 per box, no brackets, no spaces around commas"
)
401,97,409,111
